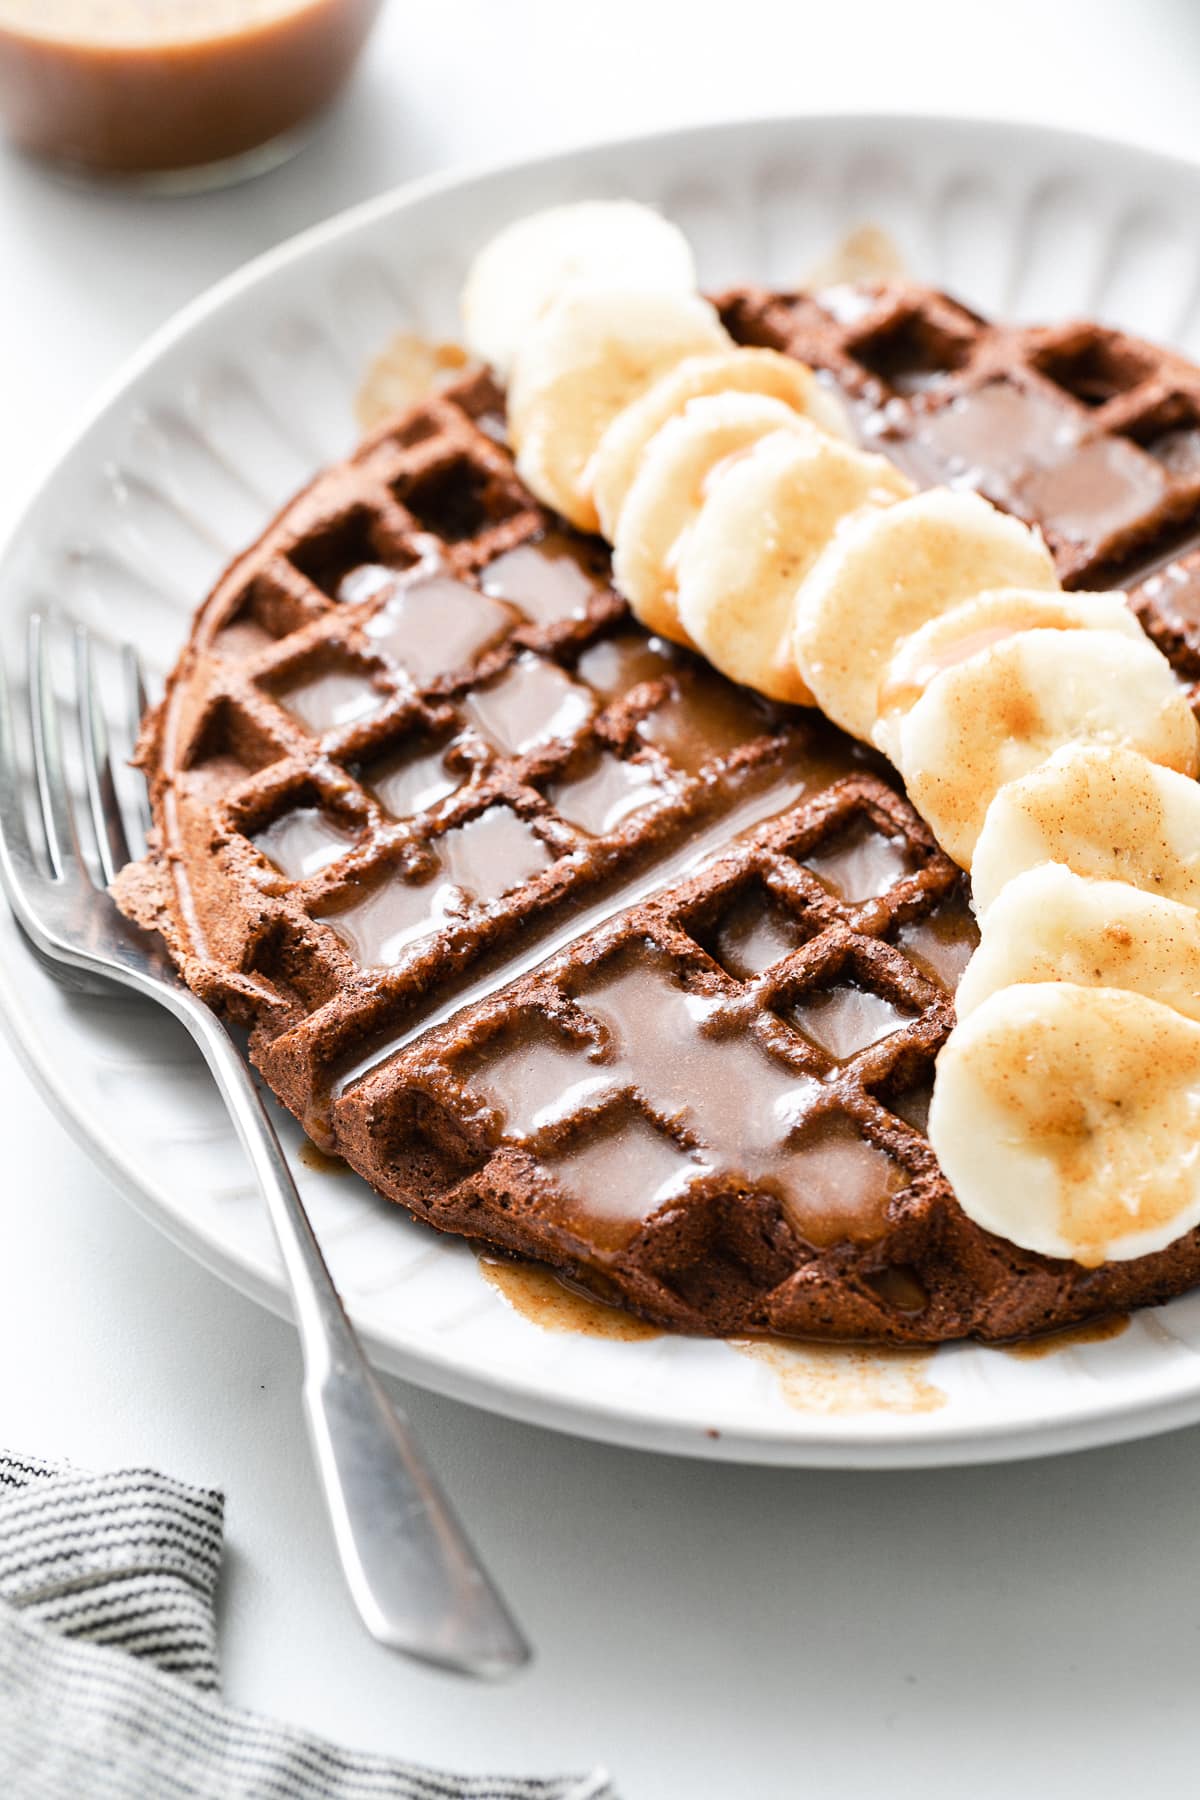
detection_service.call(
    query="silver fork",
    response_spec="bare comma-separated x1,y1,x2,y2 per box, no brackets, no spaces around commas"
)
0,611,531,1681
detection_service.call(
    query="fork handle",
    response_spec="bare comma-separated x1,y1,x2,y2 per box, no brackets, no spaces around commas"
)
179,1003,531,1678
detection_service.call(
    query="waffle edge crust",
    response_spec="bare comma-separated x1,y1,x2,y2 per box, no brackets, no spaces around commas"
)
115,280,1200,1345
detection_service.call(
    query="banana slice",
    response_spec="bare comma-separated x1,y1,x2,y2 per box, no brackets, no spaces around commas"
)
673,427,912,702
461,200,696,378
610,394,810,647
929,982,1200,1266
895,628,1199,868
971,744,1200,920
588,347,851,539
507,285,728,531
792,489,1058,743
873,588,1143,761
956,863,1200,1023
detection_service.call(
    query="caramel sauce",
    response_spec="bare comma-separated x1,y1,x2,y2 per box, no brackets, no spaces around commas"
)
544,1111,708,1252
806,818,915,902
1147,429,1200,478
1136,556,1200,641
1002,1313,1131,1359
574,631,680,701
465,1025,613,1139
481,533,608,627
335,765,831,1094
480,1262,944,1406
892,381,1167,549
326,523,873,1097
897,381,1073,493
321,530,893,1117
878,619,1048,718
865,1263,929,1314
363,568,519,687
566,952,816,1224
440,806,553,901
325,866,453,968
888,1078,933,1134
464,654,595,756
254,804,356,879
1021,438,1166,545
365,737,465,821
278,665,387,733
787,983,912,1063
783,1116,908,1234
298,1135,349,1174
326,806,553,969
0,0,381,178
548,753,671,837
806,225,909,288
707,885,808,979
336,563,404,606
637,667,774,775
894,890,978,993
479,1258,661,1341
732,1337,945,1415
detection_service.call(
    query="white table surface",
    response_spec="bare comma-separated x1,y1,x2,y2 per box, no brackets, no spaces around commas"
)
5,3,1200,1794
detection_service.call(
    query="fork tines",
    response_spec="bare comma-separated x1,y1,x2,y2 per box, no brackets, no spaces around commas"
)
0,612,151,919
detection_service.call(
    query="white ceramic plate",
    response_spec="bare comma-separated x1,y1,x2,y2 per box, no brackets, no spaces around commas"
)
8,113,1200,1468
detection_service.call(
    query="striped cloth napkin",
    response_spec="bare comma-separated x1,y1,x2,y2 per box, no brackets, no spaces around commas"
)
0,1451,616,1800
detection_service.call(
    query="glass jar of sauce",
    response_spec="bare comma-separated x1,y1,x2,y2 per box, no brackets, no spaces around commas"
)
0,0,383,186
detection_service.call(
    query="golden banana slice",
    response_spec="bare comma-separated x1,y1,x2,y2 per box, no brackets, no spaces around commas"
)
971,744,1200,920
956,863,1200,1023
895,628,1200,868
588,347,850,539
611,394,811,647
929,982,1200,1265
462,200,696,378
873,588,1143,762
792,489,1058,743
508,285,728,531
673,427,911,702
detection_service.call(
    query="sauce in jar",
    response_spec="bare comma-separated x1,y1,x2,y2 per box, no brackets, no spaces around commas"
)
0,0,383,182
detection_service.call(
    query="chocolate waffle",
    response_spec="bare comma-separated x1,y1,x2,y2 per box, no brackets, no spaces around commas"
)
117,285,1200,1346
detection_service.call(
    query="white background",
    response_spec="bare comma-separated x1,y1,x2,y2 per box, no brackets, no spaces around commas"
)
4,3,1200,1795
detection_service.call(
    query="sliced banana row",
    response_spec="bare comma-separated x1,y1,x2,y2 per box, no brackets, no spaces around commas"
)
934,741,1200,1265
463,201,1200,1269
869,605,1200,1261
467,203,1198,864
